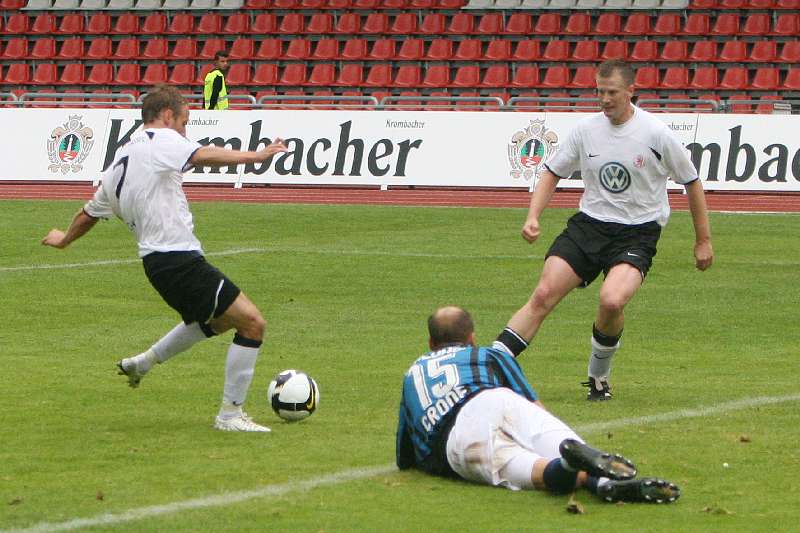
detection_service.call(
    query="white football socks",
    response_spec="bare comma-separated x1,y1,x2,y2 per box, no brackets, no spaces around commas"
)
151,322,209,364
587,336,620,380
219,341,260,419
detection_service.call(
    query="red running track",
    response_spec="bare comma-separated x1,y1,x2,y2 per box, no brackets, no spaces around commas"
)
1,182,799,212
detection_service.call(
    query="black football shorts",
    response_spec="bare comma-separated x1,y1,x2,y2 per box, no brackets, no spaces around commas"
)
143,251,241,324
546,211,662,287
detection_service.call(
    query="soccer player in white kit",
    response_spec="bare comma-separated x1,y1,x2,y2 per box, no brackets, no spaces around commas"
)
42,86,288,432
494,60,714,401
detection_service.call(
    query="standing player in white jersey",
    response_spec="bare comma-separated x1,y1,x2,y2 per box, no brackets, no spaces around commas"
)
493,60,714,401
41,85,288,432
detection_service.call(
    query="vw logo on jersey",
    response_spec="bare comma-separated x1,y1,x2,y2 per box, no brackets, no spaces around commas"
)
599,162,631,193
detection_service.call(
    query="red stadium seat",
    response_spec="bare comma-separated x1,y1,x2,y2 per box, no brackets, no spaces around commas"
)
335,64,364,86
594,13,621,35
168,64,196,86
2,64,30,85
773,14,799,36
112,14,139,34
394,65,422,87
660,67,689,89
31,14,56,35
775,0,799,7
485,40,511,61
601,41,628,61
198,39,226,60
2,39,27,59
686,41,714,62
682,14,710,36
565,14,591,35
718,41,746,63
717,0,743,6
87,63,114,85
368,39,396,60
252,64,279,85
634,66,659,89
424,65,453,88
306,13,333,33
511,66,539,88
30,38,56,60
630,41,657,62
719,67,749,90
505,13,532,35
353,0,377,6
426,39,453,61
454,40,481,61
420,13,446,34
476,13,502,35
447,13,474,34
226,64,252,85
273,0,298,6
570,66,597,89
57,38,84,60
252,14,277,34
166,13,193,35
741,14,770,36
4,14,31,34
143,39,168,60
540,66,570,89
784,68,800,90
397,39,424,60
480,65,510,88
573,41,599,62
751,41,777,63
746,0,774,5
31,63,58,85
223,13,250,34
341,39,368,60
142,64,168,85
278,64,307,85
779,41,800,63
114,64,141,86
750,67,779,90
169,39,198,60
542,41,569,62
652,14,680,35
390,13,417,34
334,13,360,34
56,14,84,35
364,64,393,87
110,38,139,60
255,39,282,60
711,14,739,36
622,14,651,36
534,13,561,35
285,39,312,60
362,13,389,34
279,13,305,34
229,38,255,60
142,13,167,34
307,64,335,87
197,14,223,34
727,94,752,114
311,39,338,60
689,67,718,90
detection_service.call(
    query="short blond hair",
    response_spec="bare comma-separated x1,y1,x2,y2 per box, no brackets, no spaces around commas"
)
142,85,187,123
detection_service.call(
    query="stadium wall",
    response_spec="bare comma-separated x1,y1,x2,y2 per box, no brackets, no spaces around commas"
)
3,108,799,192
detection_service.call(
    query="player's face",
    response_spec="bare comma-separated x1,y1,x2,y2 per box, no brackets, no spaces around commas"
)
596,72,634,125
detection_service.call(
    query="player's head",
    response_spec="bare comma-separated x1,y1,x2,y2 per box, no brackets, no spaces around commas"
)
428,306,476,350
214,50,230,73
142,85,190,136
596,60,635,125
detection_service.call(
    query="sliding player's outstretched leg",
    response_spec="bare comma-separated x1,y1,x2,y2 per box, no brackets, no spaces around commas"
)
559,439,637,480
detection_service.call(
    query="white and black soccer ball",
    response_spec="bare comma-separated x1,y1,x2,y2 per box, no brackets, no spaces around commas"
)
267,369,320,421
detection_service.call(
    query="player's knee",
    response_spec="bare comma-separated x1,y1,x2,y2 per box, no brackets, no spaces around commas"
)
530,284,558,312
239,310,266,341
598,291,626,314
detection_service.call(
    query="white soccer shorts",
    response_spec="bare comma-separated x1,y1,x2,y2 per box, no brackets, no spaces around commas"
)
445,388,582,491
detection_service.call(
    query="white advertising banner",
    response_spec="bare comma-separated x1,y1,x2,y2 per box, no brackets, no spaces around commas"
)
1,108,798,192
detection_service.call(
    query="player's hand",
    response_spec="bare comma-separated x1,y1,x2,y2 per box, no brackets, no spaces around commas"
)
41,229,67,249
694,240,713,271
260,138,288,159
521,217,541,243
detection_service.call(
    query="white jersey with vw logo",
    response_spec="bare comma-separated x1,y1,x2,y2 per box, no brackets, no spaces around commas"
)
83,128,203,257
545,106,698,226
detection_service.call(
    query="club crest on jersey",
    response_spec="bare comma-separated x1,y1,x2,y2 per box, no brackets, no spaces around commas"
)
508,119,558,182
634,154,645,168
599,162,631,193
47,116,95,174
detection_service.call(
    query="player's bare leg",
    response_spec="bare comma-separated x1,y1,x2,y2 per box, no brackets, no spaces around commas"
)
585,263,643,400
209,292,270,432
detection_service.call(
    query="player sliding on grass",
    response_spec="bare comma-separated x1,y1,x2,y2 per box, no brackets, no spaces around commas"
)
397,306,680,503
42,85,287,433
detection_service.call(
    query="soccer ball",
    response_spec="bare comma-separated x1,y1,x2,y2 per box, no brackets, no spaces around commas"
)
267,369,320,421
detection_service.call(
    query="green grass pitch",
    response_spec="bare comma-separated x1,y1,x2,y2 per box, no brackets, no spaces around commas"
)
1,199,798,532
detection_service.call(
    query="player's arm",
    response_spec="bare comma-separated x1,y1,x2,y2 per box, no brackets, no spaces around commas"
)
684,179,713,271
521,168,561,244
189,139,287,167
41,209,99,249
396,405,416,470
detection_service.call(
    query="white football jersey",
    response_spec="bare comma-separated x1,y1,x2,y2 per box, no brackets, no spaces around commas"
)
84,128,203,257
545,106,698,226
